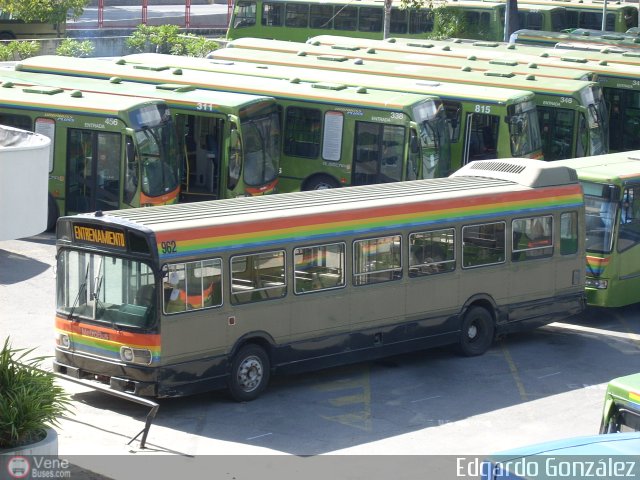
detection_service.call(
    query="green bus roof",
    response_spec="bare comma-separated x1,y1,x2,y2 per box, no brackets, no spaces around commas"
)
210,43,598,97
216,38,592,81
121,52,535,104
16,55,440,112
0,81,164,116
0,69,275,114
555,151,640,184
308,35,640,88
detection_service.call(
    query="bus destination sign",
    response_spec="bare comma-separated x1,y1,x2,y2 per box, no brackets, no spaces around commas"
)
73,224,126,249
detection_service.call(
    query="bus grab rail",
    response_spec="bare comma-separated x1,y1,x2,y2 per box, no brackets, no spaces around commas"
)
50,370,159,449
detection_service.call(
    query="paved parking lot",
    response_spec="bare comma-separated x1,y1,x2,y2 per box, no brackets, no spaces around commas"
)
1,232,639,479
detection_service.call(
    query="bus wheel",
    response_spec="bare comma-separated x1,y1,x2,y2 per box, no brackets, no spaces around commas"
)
304,175,340,190
228,344,270,402
457,306,495,357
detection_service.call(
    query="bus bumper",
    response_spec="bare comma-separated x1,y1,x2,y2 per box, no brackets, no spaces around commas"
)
53,359,158,397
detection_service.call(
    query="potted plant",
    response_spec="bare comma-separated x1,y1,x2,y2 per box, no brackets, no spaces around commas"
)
0,337,70,455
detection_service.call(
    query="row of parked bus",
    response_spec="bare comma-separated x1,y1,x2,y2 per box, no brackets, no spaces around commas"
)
227,0,640,43
1,36,639,401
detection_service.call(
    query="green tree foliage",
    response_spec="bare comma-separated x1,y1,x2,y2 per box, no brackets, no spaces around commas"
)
0,0,88,36
126,25,218,57
425,5,470,39
56,38,94,57
0,338,70,449
0,40,39,61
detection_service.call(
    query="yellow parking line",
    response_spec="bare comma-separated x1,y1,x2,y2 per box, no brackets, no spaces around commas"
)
500,340,528,401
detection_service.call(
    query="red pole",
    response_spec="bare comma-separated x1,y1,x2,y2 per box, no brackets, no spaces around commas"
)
185,0,191,28
98,0,104,28
142,0,148,25
228,0,233,26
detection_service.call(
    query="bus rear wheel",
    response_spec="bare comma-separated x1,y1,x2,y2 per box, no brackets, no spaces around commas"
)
228,344,270,402
304,175,340,190
457,306,494,357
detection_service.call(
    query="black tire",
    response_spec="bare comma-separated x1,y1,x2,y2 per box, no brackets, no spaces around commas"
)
303,175,340,190
228,344,270,402
0,32,16,41
457,306,495,357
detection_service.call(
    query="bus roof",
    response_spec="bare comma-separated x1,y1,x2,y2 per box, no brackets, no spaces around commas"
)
122,52,535,104
215,39,592,81
308,34,640,84
16,55,440,111
210,44,598,96
0,81,164,115
59,159,580,254
555,151,640,184
0,69,276,113
605,372,640,408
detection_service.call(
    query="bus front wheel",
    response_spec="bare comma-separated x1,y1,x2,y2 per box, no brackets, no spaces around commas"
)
457,306,495,357
304,175,340,190
228,344,270,402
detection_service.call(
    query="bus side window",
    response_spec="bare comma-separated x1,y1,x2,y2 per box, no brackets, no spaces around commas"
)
409,229,456,277
163,259,222,314
353,235,402,285
294,243,345,293
511,216,553,261
560,212,579,256
231,251,286,304
262,2,283,26
234,0,257,28
462,222,505,267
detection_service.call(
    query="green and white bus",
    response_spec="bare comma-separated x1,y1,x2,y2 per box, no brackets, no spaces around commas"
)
227,0,568,42
209,40,609,160
518,0,638,32
556,151,640,307
0,80,179,230
600,373,640,434
119,52,543,171
1,69,281,200
53,158,586,400
309,34,639,153
17,55,451,192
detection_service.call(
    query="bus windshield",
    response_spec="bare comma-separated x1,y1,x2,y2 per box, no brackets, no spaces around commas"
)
241,107,280,187
56,250,157,331
582,86,609,156
508,100,542,157
413,100,452,178
131,104,179,198
584,184,617,254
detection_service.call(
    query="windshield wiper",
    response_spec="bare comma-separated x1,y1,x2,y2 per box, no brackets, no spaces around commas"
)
67,264,89,321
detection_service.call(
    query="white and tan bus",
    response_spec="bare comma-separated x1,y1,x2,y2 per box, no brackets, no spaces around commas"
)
53,159,586,401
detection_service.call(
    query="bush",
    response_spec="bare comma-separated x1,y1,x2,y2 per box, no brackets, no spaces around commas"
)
0,338,70,450
126,25,218,57
0,41,40,61
56,38,94,57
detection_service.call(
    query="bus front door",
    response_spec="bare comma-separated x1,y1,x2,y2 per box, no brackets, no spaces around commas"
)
66,130,122,215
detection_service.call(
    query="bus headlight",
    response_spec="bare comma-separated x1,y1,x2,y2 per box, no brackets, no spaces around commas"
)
120,346,152,365
56,333,71,349
586,278,608,289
